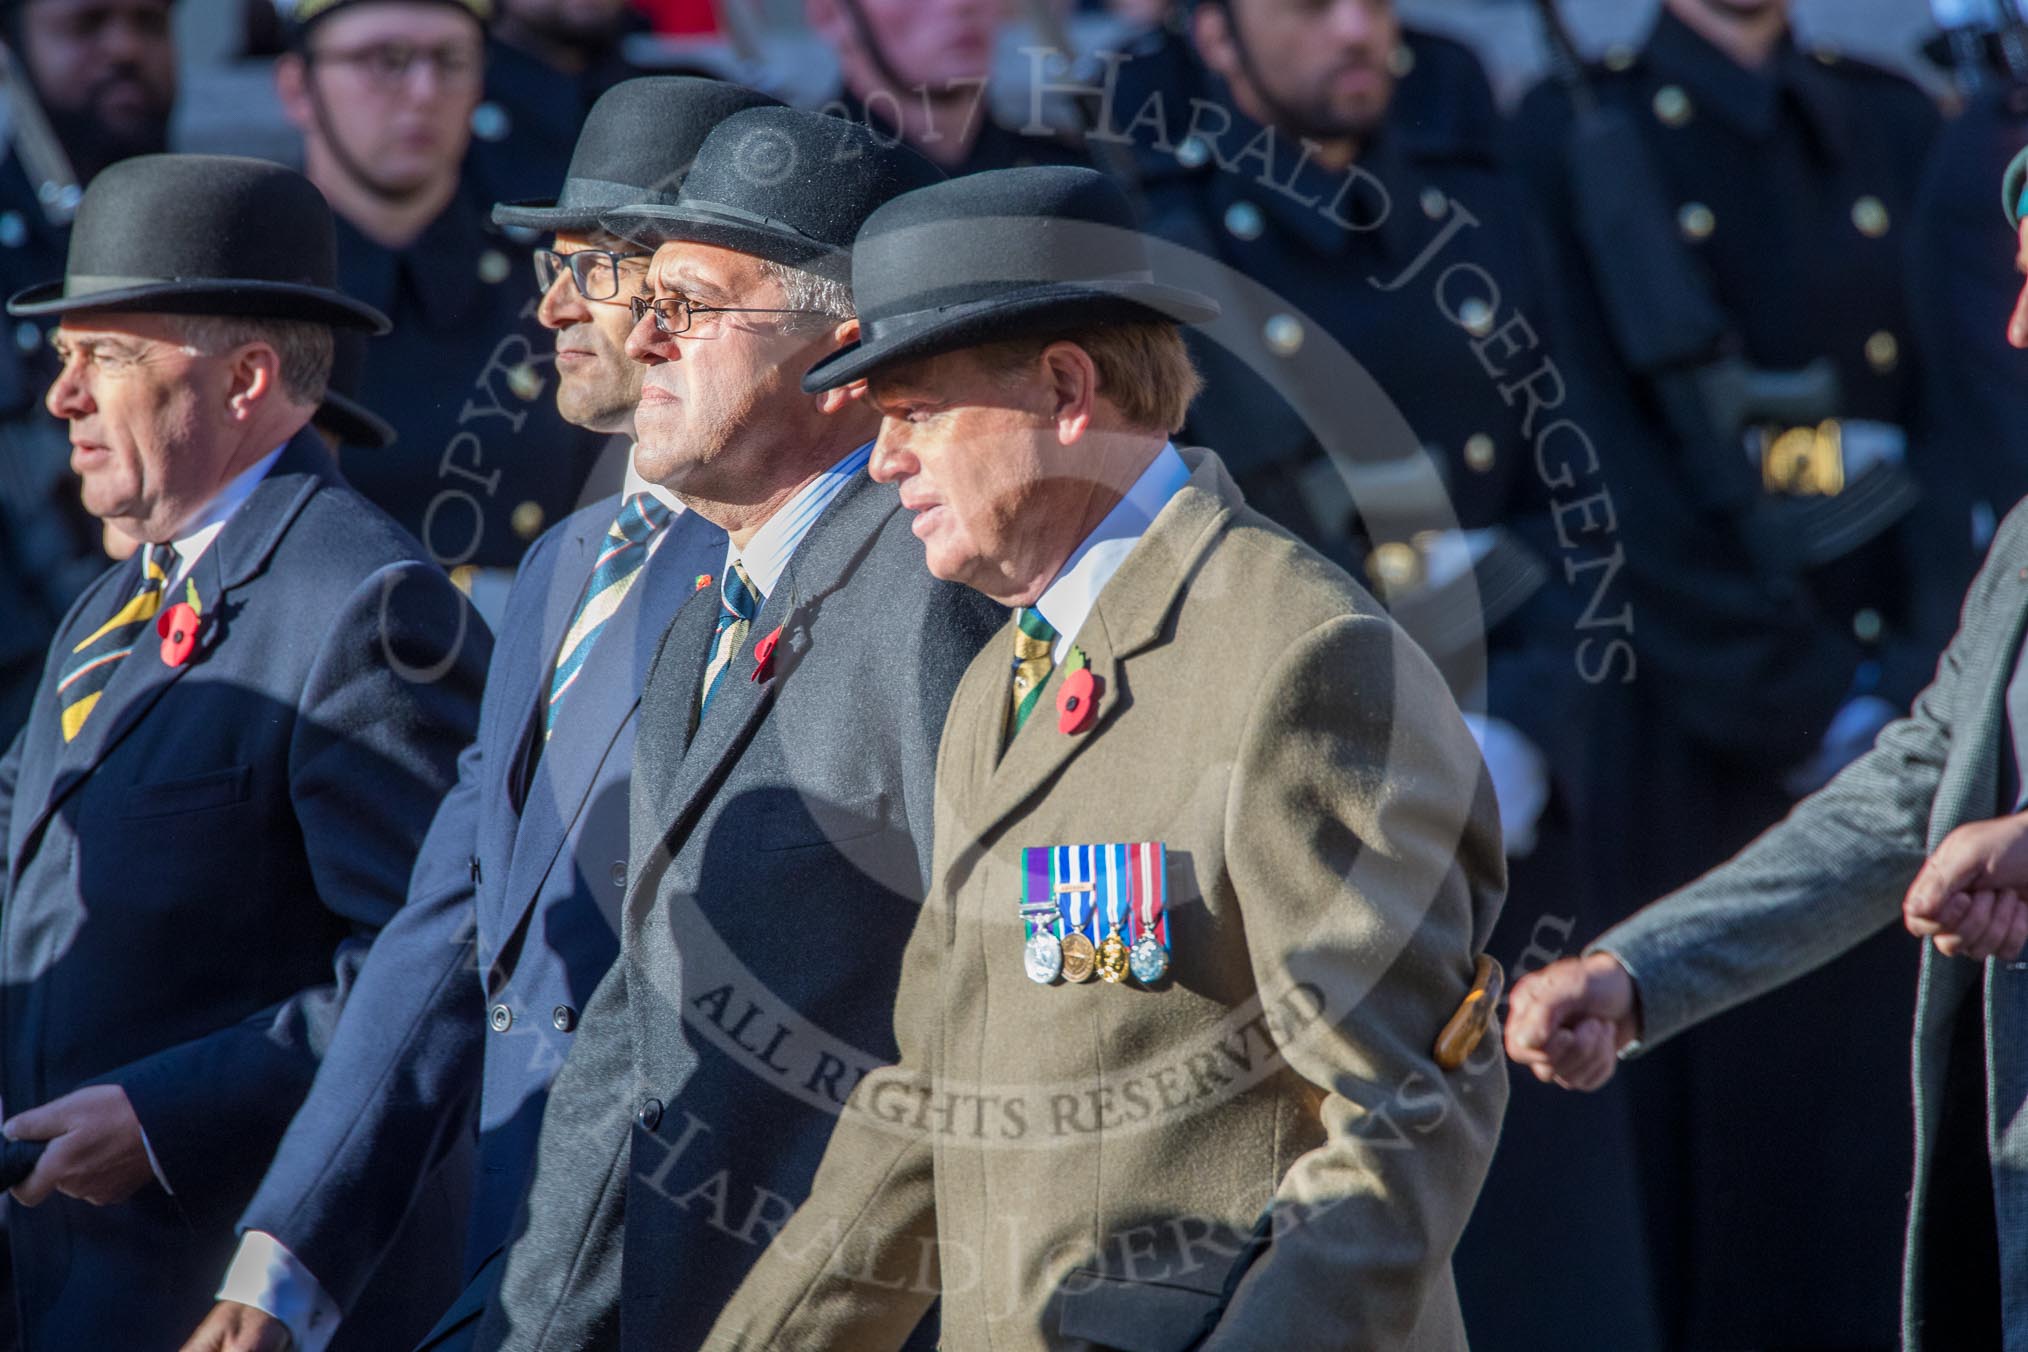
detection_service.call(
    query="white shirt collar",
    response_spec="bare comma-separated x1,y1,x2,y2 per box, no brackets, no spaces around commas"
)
723,441,872,601
622,442,685,517
1031,442,1189,662
164,445,286,591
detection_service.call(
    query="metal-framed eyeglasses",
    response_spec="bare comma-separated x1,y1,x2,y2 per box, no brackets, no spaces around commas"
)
628,294,830,338
534,248,653,304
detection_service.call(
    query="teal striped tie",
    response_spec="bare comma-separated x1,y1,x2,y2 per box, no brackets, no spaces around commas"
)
698,559,759,716
547,494,671,737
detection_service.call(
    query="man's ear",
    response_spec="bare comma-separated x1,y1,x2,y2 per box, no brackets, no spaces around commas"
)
815,379,870,415
1191,2,1238,80
1040,341,1097,446
274,54,313,136
224,343,280,422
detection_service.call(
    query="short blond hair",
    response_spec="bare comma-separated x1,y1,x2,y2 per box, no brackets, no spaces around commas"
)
970,321,1202,434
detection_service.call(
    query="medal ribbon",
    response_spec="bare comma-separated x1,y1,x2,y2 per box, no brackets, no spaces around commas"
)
1128,841,1168,949
1055,844,1094,941
1021,846,1056,941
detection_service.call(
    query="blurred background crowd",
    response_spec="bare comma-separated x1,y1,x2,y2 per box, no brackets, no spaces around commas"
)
0,0,2015,1348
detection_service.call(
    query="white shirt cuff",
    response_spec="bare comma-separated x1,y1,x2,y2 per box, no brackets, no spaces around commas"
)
136,1121,173,1196
218,1231,343,1352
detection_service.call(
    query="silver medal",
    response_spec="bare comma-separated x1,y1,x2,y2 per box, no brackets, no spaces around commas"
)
1129,935,1169,984
1024,932,1063,984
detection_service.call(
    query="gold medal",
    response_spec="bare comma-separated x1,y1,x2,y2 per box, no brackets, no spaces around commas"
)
1096,932,1130,984
1060,932,1097,982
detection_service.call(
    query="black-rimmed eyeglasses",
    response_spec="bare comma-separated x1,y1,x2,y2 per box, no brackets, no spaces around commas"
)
534,248,653,303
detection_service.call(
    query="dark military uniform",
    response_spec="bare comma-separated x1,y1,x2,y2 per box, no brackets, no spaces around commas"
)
0,150,108,747
1118,34,1663,1348
466,33,642,210
1907,85,2028,532
332,183,606,573
1508,12,1954,1348
817,88,1088,176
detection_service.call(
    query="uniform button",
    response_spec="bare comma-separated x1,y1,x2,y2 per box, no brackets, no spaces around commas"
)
1223,201,1264,241
1865,330,1900,374
1851,196,1890,239
1603,44,1637,72
1420,186,1448,220
1366,541,1424,592
553,1005,577,1033
511,500,546,539
1652,85,1693,127
1388,43,1415,78
477,249,512,285
1175,136,1210,169
1678,202,1716,243
471,101,511,142
0,211,24,249
610,861,627,888
1813,45,1842,66
1456,296,1495,338
1852,608,1883,643
637,1098,663,1131
1262,313,1303,356
489,1003,513,1033
507,363,545,401
1464,434,1497,472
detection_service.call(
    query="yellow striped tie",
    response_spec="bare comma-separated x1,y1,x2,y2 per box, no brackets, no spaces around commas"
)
57,543,175,742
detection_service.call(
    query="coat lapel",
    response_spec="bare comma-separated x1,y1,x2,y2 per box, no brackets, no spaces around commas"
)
628,472,901,911
970,451,1237,835
14,433,330,864
499,512,718,940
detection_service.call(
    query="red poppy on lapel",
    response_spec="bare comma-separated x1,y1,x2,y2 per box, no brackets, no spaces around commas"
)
751,625,783,683
157,601,203,668
695,573,713,592
1057,667,1100,735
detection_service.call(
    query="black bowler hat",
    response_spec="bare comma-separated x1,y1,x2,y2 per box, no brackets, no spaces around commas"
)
802,166,1218,393
600,107,944,283
493,77,780,235
316,330,395,450
8,154,389,333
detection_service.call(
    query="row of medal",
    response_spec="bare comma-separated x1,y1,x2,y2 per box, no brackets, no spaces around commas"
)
1020,842,1170,987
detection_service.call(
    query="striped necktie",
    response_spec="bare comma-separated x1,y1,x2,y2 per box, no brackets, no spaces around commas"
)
546,493,672,738
58,542,176,742
1008,606,1058,739
698,558,759,716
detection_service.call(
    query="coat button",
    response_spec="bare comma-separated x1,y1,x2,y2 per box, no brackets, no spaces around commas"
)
489,1003,512,1033
1678,202,1716,243
637,1098,663,1131
553,1005,577,1032
610,861,627,888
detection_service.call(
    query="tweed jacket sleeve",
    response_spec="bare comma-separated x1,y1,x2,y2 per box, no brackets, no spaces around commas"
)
1595,507,2028,1049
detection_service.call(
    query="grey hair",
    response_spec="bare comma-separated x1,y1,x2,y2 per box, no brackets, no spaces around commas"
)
756,258,854,330
174,315,334,405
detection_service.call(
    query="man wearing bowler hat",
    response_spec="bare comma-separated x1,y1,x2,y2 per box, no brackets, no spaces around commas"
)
177,78,764,1352
702,165,1507,1351
0,153,488,1350
467,105,1002,1352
